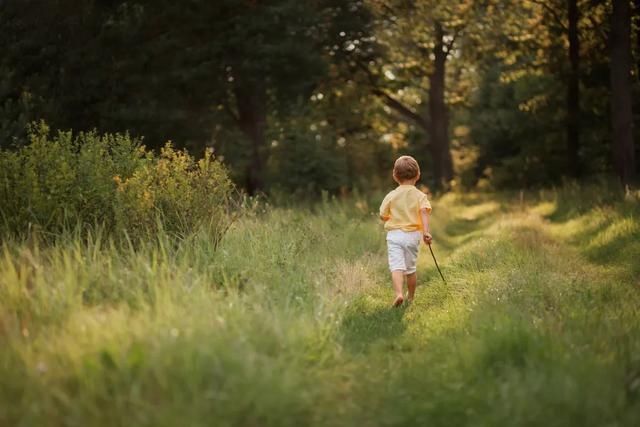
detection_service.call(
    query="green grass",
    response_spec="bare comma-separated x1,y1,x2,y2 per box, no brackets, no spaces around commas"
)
1,187,639,426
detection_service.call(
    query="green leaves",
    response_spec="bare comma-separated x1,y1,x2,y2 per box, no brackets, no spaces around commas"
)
0,122,234,242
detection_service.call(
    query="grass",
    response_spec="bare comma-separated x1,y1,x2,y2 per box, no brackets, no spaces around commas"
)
1,186,639,426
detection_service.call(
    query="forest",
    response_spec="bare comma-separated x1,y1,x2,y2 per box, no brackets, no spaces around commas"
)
1,1,640,426
1,0,637,194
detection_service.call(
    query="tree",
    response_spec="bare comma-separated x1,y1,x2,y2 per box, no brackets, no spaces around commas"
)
567,0,581,177
0,0,375,193
355,1,483,190
635,0,640,80
525,0,582,176
610,0,636,186
2,0,637,192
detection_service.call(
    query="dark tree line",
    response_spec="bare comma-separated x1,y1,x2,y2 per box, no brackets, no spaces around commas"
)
0,0,637,192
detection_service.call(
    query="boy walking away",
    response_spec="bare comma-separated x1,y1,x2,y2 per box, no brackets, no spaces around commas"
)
379,156,433,307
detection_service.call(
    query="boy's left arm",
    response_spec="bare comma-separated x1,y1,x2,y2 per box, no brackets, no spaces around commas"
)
420,208,432,245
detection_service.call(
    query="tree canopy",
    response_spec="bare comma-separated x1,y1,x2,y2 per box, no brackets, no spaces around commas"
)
1,0,637,192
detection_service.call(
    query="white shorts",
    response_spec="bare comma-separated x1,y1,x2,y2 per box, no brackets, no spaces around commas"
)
386,230,421,275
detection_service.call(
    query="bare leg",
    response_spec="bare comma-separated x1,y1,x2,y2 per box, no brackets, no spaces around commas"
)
391,270,405,307
406,272,417,302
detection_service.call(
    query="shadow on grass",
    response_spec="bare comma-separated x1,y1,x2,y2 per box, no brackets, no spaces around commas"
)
339,299,407,354
541,197,640,275
541,184,638,225
444,214,490,238
583,232,640,279
437,204,502,252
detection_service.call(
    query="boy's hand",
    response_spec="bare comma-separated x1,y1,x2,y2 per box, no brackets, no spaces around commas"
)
423,232,433,245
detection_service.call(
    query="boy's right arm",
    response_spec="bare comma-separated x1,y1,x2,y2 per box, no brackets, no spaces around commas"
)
379,194,391,222
419,191,432,244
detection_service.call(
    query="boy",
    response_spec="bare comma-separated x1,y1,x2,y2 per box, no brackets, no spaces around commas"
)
379,156,433,307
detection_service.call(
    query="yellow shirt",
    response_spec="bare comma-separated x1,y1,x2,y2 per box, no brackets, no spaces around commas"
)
379,185,432,231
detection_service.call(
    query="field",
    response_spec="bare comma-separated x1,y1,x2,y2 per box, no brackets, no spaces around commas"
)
1,186,639,427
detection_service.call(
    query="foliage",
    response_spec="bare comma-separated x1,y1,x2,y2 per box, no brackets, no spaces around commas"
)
0,0,637,193
0,0,378,192
114,144,233,240
0,121,146,233
268,131,347,196
465,0,626,187
0,122,234,241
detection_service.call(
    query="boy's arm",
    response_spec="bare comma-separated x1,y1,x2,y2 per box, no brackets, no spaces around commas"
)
379,194,391,222
420,208,433,245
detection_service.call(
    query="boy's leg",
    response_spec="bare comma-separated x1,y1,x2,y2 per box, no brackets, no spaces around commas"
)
403,233,420,303
406,272,417,301
392,270,405,306
387,236,406,306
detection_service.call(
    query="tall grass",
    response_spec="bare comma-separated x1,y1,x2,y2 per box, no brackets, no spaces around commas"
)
0,198,382,426
1,186,639,426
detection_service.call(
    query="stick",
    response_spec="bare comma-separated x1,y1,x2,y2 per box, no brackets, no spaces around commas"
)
428,244,447,284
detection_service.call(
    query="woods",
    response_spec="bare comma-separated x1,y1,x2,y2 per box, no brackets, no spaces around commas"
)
0,0,637,192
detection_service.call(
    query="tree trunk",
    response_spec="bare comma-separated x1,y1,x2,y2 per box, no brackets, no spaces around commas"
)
234,81,267,194
610,0,636,186
428,21,454,190
635,0,640,81
566,0,580,177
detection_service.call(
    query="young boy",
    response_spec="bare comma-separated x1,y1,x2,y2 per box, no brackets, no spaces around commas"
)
379,156,433,307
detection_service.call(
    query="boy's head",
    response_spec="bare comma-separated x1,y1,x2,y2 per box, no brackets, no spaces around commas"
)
393,155,420,183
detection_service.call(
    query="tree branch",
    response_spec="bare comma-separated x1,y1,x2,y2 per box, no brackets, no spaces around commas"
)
444,27,462,57
584,13,608,44
353,58,429,132
527,0,568,32
372,88,430,131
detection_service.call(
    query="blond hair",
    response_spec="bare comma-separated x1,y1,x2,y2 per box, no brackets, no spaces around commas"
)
393,155,420,181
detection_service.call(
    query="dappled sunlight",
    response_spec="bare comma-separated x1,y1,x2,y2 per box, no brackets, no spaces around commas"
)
458,200,501,221
530,200,556,217
586,217,639,253
335,188,640,424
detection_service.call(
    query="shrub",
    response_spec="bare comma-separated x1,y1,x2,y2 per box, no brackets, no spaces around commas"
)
114,143,234,240
0,122,235,242
0,121,147,234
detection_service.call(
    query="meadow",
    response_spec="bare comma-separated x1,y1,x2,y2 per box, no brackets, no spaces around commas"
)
1,183,639,427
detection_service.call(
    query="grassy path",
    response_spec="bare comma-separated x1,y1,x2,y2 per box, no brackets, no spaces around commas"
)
334,192,640,426
1,189,639,426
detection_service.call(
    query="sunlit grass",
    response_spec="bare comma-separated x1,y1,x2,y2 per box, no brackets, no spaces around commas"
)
1,188,639,426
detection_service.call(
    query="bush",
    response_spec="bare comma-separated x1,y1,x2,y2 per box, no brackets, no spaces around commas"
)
114,143,234,240
0,122,235,241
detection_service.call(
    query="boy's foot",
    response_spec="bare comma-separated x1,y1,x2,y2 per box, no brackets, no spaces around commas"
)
392,295,404,307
